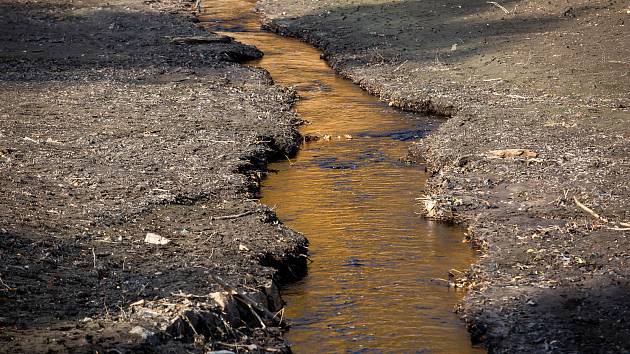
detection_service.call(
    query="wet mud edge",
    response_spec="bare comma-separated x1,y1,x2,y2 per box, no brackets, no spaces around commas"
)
0,0,310,352
255,2,630,353
258,17,454,117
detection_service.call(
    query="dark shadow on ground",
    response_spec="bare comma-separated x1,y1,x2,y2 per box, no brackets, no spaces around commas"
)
470,283,630,353
0,1,261,82
257,0,616,115
262,0,583,65
0,1,306,352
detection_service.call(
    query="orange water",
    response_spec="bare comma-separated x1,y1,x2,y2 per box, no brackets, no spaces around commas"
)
202,1,482,352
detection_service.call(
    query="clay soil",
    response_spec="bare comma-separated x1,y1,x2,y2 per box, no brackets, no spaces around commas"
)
0,0,309,352
256,0,630,353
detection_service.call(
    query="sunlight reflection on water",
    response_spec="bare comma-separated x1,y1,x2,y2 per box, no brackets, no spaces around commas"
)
202,1,483,352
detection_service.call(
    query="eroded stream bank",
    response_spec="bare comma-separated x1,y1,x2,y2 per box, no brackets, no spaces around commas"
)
201,1,481,352
255,1,630,353
0,0,307,352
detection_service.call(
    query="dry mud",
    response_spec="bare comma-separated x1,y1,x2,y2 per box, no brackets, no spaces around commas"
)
0,0,308,352
257,0,630,353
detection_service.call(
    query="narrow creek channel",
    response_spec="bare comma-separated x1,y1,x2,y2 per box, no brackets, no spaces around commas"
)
201,1,482,352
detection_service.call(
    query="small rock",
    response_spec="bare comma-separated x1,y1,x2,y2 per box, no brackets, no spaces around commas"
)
129,326,158,345
453,155,470,167
303,133,321,142
145,232,170,245
238,244,250,251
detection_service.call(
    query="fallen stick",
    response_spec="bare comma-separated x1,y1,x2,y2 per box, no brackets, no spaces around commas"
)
573,196,609,223
487,1,510,14
210,210,256,221
182,314,200,336
171,291,209,299
393,59,408,72
237,298,267,329
0,276,16,291
573,196,630,230
209,273,282,326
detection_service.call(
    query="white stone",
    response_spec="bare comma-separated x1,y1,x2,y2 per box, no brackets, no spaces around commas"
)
129,325,153,339
144,232,170,245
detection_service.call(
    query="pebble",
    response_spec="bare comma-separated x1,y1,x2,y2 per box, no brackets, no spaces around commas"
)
145,232,170,245
129,326,158,345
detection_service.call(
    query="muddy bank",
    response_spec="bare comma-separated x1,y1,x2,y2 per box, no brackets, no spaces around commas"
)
257,0,630,352
0,0,308,352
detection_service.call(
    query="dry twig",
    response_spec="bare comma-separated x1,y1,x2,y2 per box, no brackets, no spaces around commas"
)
573,196,630,231
210,210,256,221
209,273,282,326
171,291,209,299
393,60,408,72
0,276,16,291
182,314,200,336
573,196,608,223
284,154,295,166
487,1,510,14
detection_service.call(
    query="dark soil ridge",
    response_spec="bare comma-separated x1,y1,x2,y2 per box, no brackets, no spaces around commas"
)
0,0,310,353
259,18,455,117
255,1,630,353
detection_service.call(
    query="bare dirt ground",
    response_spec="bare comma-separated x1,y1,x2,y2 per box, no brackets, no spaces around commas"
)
257,0,630,352
0,0,309,352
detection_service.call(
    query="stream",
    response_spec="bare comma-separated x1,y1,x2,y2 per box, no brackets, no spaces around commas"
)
201,1,482,352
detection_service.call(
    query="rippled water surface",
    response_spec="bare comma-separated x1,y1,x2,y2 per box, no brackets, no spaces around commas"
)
202,1,482,352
